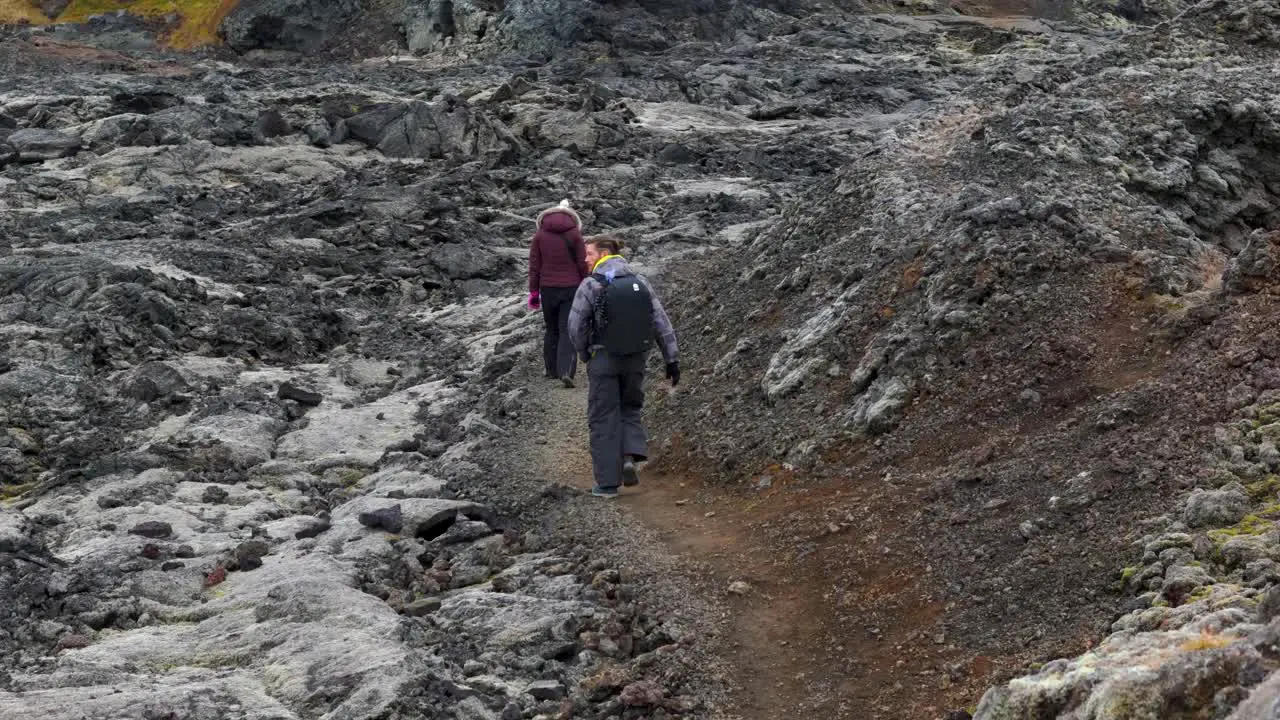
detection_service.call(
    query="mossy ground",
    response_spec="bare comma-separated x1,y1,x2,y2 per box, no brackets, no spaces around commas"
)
1246,475,1280,501
1257,403,1280,426
1207,503,1280,545
0,0,237,48
0,482,35,504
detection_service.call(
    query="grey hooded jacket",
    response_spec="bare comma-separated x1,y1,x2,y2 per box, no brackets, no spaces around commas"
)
567,256,678,364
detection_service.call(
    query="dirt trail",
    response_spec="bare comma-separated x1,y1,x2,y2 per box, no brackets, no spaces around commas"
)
522,366,981,719
525,371,818,718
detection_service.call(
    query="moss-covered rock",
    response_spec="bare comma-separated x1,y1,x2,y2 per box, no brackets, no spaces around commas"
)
975,612,1269,720
1219,533,1280,570
1185,482,1251,529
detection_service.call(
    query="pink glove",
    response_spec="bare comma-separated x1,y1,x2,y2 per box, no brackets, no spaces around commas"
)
527,291,540,311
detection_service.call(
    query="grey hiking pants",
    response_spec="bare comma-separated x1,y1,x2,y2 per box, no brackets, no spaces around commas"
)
587,351,649,489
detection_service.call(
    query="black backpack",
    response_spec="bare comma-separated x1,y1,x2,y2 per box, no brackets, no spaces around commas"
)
592,271,654,356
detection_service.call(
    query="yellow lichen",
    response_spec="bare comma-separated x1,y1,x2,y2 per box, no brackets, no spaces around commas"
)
1,0,238,48
1180,630,1235,652
0,0,46,24
339,468,368,486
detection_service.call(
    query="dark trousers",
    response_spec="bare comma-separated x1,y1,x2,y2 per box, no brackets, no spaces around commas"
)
540,286,578,379
587,351,649,489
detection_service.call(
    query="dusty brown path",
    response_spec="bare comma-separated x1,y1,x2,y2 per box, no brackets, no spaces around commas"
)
525,369,984,719
527,374,822,718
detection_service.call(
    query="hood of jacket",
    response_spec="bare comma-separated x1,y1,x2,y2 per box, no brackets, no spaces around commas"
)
592,255,632,279
537,206,581,234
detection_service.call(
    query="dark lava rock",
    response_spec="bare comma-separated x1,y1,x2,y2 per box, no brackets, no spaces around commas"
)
358,504,403,533
402,597,442,617
526,679,566,701
7,128,80,161
161,561,185,571
128,521,173,539
277,382,323,406
140,543,162,559
440,520,495,545
201,485,230,504
430,243,503,280
255,109,293,139
175,544,195,559
97,495,127,510
219,0,363,54
234,540,270,571
304,118,331,146
657,143,697,164
123,362,189,403
294,518,331,539
111,90,184,115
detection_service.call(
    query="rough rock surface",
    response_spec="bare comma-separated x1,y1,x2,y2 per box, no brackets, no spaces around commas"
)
0,0,898,715
644,0,1280,716
9,0,1280,717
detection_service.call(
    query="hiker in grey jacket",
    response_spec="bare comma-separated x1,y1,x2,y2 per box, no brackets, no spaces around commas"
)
567,235,679,497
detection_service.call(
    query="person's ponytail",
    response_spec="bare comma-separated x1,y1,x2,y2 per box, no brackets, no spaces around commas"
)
587,235,624,255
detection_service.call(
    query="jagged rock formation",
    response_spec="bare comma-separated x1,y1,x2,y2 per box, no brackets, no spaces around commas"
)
0,1,909,715
651,0,1280,716
9,0,1280,716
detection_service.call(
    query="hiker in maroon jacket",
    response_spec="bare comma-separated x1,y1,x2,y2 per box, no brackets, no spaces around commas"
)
528,200,589,387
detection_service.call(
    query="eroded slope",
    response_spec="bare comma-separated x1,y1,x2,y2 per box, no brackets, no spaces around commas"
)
653,1,1280,716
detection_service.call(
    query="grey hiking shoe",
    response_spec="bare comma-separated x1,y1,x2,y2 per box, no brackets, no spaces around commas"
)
561,375,575,388
621,459,640,487
591,486,619,498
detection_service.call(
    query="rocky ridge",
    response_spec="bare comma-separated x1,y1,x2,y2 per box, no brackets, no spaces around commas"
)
6,0,1280,718
0,2,999,717
650,0,1280,716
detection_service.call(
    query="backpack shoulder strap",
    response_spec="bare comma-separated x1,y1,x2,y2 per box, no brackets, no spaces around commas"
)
559,233,582,279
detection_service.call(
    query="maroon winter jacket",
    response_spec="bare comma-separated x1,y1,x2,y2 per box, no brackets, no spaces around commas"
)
528,208,588,291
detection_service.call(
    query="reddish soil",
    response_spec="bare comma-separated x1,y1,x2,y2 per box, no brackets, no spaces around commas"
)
538,377,999,718
640,254,1268,719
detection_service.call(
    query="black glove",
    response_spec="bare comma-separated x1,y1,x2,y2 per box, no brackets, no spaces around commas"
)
665,361,680,387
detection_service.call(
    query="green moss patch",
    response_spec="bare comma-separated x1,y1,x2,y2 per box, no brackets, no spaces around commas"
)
1208,508,1280,544
1,482,35,501
1246,475,1280,501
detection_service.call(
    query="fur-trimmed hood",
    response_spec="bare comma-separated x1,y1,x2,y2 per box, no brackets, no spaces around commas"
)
536,200,582,232
529,199,588,291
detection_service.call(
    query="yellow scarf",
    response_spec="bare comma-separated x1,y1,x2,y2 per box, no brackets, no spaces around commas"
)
592,254,623,272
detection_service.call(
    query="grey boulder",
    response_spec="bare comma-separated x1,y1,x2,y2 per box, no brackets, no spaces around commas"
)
6,129,80,162
1184,483,1250,528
